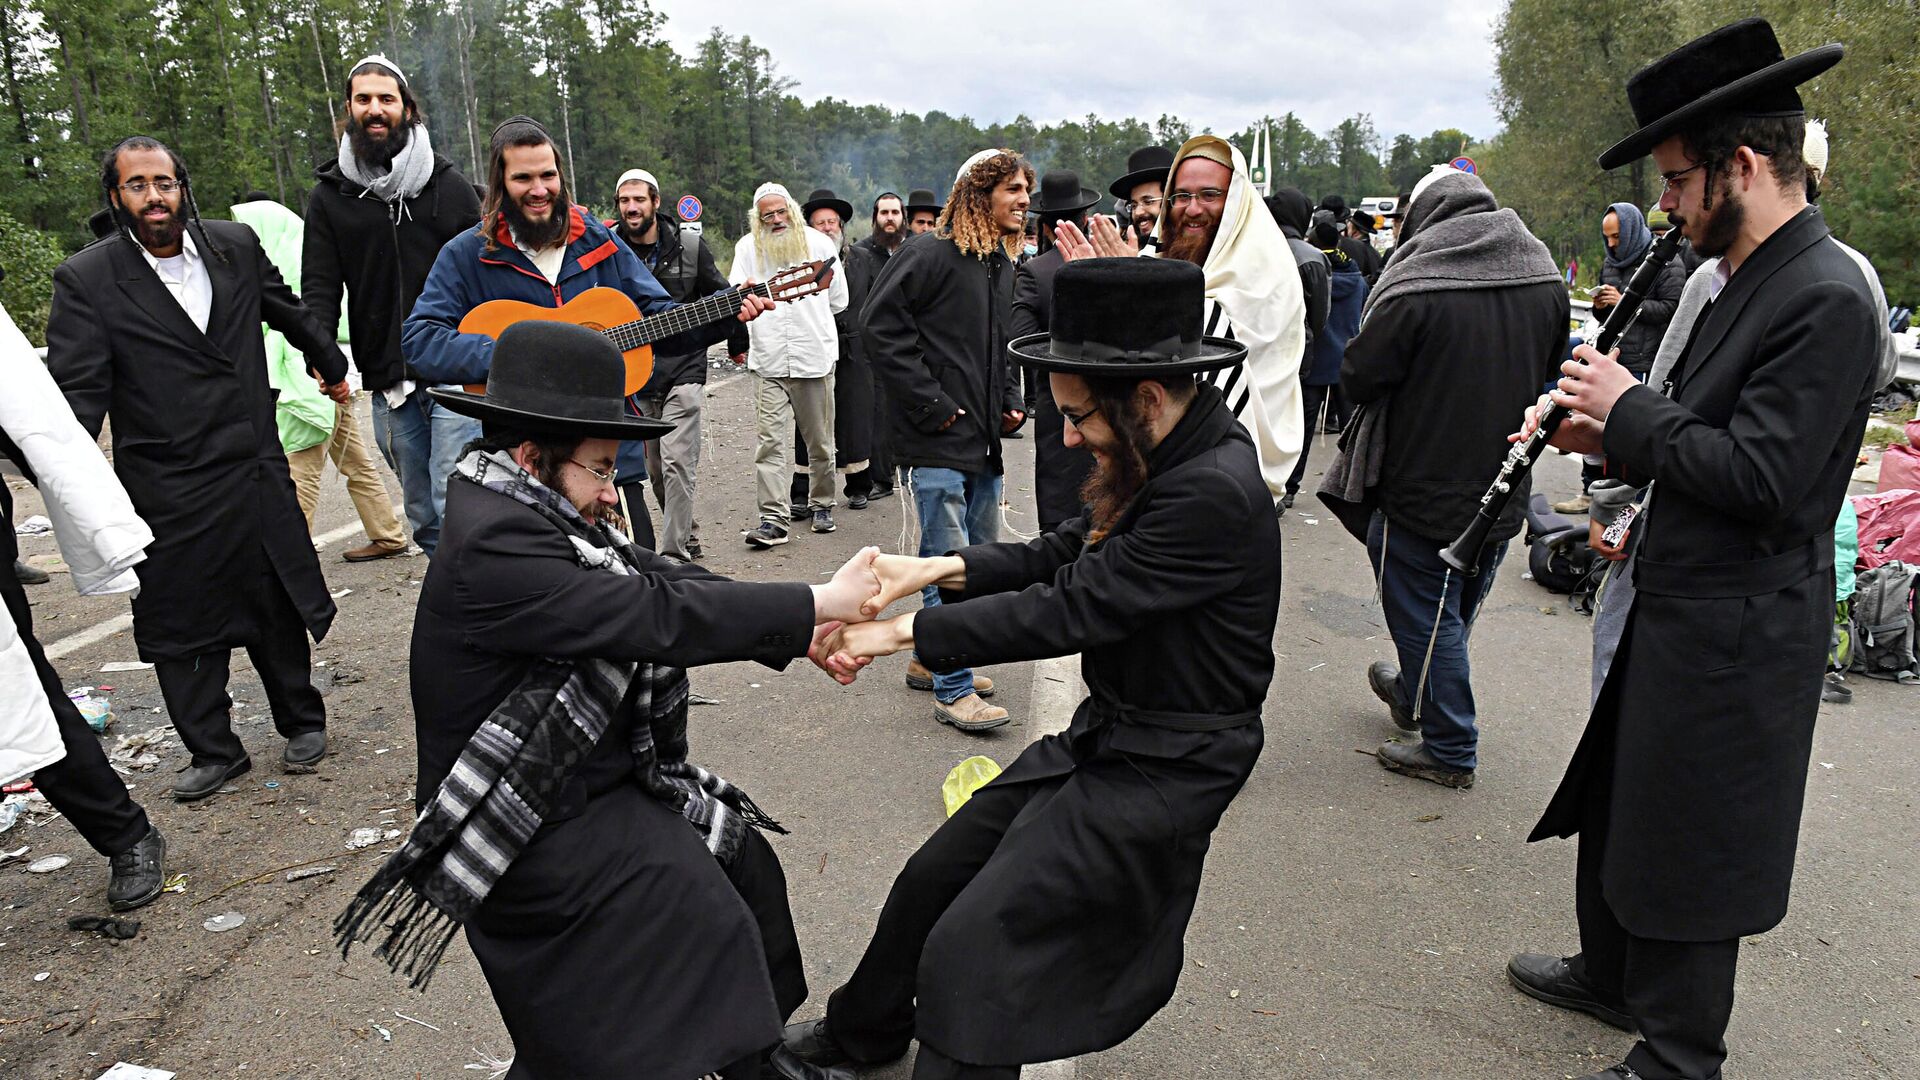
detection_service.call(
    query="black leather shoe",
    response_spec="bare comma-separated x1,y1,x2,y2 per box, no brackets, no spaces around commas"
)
283,731,328,771
847,493,869,510
14,559,49,585
1367,660,1417,731
1507,953,1635,1031
869,483,895,501
173,755,251,801
765,1045,853,1080
780,1018,851,1068
1576,1066,1640,1079
1377,738,1475,788
107,826,166,912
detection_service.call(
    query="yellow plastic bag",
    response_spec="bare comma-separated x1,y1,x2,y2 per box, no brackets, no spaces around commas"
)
940,756,1003,817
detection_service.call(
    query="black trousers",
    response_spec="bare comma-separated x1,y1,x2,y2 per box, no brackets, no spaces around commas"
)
1572,726,1738,1080
1286,383,1334,497
152,572,325,769
825,775,1056,1077
4,582,150,857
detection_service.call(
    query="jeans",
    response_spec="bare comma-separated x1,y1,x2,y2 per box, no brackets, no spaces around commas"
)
1365,511,1505,769
370,388,481,557
909,467,1001,703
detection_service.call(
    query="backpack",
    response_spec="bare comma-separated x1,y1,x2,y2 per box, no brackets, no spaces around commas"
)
1848,560,1919,682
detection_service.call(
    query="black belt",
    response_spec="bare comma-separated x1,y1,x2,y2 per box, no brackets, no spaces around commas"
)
1634,535,1832,599
1086,697,1260,732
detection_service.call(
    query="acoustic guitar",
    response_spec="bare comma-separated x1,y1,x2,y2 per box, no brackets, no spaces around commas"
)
455,257,838,395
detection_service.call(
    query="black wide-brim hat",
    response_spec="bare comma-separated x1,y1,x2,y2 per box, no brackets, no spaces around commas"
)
1109,145,1175,200
1033,170,1100,216
429,321,674,440
1598,18,1842,170
905,187,944,214
1009,257,1246,377
801,187,853,222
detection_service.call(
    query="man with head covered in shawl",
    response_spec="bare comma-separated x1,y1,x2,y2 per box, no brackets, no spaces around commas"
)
1055,135,1308,508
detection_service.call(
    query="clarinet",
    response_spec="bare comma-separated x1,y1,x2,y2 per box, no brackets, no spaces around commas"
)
1438,228,1684,574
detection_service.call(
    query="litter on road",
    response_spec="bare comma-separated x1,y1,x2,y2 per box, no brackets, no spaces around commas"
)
201,912,246,933
96,1065,176,1080
26,854,71,874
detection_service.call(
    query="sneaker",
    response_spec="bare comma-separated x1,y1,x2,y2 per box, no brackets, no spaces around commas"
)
906,657,994,697
745,521,790,548
934,693,1010,732
1376,738,1475,788
1821,671,1852,704
811,509,836,534
869,483,896,501
1367,661,1417,731
1551,494,1592,514
106,826,167,912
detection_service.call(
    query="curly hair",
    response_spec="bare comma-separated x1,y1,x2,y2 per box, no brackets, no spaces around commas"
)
938,151,1034,260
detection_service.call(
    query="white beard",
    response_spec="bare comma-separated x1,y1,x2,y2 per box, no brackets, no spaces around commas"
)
752,220,811,273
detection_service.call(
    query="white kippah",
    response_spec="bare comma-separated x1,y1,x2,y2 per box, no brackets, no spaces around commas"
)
753,181,794,206
1409,163,1464,208
956,148,1005,184
616,168,659,196
1802,119,1829,181
350,54,410,90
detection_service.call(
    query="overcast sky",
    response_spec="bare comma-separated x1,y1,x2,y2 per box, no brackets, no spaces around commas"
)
652,0,1508,145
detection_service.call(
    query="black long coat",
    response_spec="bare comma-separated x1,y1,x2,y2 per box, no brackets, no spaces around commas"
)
411,479,817,1077
1530,207,1880,941
1009,248,1094,531
908,386,1281,1063
46,223,348,661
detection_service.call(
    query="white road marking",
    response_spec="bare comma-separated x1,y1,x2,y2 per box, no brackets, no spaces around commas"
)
42,506,402,661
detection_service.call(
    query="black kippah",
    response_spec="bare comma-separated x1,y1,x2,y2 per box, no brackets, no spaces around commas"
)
490,114,550,144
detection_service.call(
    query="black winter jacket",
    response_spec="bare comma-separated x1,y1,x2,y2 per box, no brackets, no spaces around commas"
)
861,232,1022,474
1595,251,1686,376
612,212,747,392
302,153,481,393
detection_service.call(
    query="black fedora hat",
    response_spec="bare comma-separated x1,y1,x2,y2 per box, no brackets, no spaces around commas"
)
1009,258,1245,377
905,187,944,214
1032,170,1100,216
429,321,674,440
1598,18,1842,170
800,186,853,223
1108,145,1174,200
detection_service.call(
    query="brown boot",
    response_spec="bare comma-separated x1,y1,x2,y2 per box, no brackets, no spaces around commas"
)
905,658,995,697
342,539,409,562
934,693,1010,732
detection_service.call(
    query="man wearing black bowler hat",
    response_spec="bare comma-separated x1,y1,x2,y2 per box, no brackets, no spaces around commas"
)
1011,169,1100,531
1110,144,1174,245
903,188,943,236
783,257,1282,1079
337,319,881,1080
1506,19,1877,1080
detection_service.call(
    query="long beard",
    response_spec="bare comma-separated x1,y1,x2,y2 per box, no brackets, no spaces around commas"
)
347,116,413,171
873,222,904,250
1077,436,1151,541
116,204,185,253
754,221,810,273
1163,224,1216,265
505,193,571,251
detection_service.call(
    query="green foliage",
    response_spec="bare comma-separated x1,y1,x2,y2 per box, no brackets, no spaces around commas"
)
0,205,67,345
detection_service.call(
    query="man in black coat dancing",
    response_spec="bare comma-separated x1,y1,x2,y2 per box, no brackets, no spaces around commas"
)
49,136,350,800
1507,20,1879,1080
785,257,1281,1079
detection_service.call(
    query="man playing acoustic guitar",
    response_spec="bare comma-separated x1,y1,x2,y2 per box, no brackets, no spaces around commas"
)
403,116,774,548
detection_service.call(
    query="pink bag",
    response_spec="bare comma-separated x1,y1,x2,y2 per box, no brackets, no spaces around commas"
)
1876,420,1920,494
1852,486,1920,570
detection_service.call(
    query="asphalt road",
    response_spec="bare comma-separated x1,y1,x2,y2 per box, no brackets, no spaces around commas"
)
2,372,1914,1079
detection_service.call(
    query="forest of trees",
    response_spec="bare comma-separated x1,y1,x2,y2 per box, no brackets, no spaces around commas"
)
0,0,1911,342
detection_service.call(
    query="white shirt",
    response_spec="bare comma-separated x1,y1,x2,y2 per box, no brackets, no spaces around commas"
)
133,228,212,333
728,226,849,379
515,238,567,285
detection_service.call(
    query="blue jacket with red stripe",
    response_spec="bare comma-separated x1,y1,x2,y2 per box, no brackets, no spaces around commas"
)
403,205,678,387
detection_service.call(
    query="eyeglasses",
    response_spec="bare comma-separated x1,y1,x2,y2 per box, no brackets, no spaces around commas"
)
1657,160,1710,194
567,458,618,486
1059,404,1102,429
1123,195,1165,214
758,208,790,223
1169,188,1227,208
119,179,182,195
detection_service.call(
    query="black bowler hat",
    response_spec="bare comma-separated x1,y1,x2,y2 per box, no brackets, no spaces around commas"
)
1597,18,1842,170
1108,145,1174,200
800,186,853,223
1009,258,1246,377
1032,170,1100,216
429,321,674,440
905,187,944,214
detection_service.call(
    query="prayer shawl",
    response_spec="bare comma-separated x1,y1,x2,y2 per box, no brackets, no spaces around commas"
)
336,123,435,221
1156,136,1306,503
336,449,783,989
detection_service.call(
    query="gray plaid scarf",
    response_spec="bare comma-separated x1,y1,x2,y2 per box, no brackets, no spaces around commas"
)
335,449,784,989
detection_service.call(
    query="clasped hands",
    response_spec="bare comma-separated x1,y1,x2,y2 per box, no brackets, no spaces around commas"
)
806,550,966,686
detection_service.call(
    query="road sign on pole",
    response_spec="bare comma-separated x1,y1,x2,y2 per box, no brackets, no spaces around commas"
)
1450,156,1477,175
677,195,703,222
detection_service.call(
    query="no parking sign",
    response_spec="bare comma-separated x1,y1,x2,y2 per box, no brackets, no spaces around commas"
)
677,195,703,222
1450,156,1477,175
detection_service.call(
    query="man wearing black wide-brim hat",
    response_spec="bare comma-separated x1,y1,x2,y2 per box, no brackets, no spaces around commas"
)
1110,144,1174,243
337,319,880,1080
904,187,943,235
1507,19,1880,1080
781,258,1282,1078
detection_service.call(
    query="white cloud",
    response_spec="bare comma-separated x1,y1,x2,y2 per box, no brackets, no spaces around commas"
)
652,0,1506,143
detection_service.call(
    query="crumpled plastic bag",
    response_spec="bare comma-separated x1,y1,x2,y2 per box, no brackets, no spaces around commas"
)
941,756,1003,817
